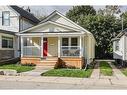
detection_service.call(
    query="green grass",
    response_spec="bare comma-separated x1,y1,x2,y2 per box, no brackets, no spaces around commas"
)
41,68,93,78
100,61,113,76
121,69,127,76
0,64,35,73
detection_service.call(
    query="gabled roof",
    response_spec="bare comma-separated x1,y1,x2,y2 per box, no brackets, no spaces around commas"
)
40,10,91,34
18,20,82,34
112,28,127,41
10,6,40,24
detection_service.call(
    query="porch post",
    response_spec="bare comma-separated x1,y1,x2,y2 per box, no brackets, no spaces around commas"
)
21,36,23,57
41,36,43,58
58,37,60,57
79,36,82,58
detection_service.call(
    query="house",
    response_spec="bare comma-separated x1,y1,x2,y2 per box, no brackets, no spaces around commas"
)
112,28,127,64
0,6,40,61
17,11,95,69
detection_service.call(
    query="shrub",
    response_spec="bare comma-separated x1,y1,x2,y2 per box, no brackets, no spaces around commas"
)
54,58,66,69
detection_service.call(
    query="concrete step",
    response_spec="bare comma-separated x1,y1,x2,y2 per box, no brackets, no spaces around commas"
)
37,63,56,65
38,60,57,63
41,57,58,61
36,65,54,67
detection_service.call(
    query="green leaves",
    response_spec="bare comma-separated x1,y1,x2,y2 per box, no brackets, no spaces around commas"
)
66,6,122,59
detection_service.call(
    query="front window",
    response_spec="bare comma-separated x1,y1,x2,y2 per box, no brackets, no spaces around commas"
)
61,37,80,56
2,11,10,26
115,40,119,51
62,38,69,46
71,38,78,49
2,36,13,48
23,37,33,46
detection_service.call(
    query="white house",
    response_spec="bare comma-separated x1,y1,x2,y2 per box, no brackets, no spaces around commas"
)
17,11,96,69
112,28,127,64
0,6,40,61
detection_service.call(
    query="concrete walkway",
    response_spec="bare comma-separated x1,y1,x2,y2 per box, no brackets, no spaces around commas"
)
20,66,53,76
109,62,127,80
90,62,100,79
91,60,127,80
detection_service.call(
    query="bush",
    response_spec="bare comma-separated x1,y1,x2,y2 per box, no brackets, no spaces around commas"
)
54,58,66,69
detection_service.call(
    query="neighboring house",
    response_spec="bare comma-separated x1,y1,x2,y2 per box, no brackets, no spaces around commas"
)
0,6,40,61
112,28,127,64
17,11,95,69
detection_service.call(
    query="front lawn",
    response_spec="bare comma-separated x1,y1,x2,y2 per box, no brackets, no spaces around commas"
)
121,69,127,76
0,64,35,73
41,68,93,78
100,61,113,76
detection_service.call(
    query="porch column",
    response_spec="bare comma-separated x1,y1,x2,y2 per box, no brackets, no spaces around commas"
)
58,37,61,57
41,36,43,58
21,36,23,57
79,36,82,58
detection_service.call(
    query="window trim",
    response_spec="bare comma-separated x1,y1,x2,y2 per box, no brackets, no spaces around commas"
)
62,37,78,46
2,36,13,49
2,11,10,26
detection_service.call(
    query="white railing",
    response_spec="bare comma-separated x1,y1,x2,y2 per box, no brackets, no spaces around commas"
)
23,46,41,57
61,46,80,57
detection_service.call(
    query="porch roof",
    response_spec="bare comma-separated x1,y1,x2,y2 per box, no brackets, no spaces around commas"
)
17,31,85,37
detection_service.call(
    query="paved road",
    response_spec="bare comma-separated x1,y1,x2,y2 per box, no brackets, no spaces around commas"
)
0,80,127,89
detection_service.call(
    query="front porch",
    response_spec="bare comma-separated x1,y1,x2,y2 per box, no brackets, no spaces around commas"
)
21,36,83,58
20,36,85,69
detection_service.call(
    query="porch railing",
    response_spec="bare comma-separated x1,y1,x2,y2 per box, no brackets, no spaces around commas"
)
61,46,80,57
23,46,41,57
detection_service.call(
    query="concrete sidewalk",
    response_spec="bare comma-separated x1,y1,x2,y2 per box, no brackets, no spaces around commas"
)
0,75,127,87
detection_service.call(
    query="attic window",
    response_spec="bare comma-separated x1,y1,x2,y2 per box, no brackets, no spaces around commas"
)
2,11,10,26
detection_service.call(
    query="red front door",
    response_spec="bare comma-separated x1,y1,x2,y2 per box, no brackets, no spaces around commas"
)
43,38,48,57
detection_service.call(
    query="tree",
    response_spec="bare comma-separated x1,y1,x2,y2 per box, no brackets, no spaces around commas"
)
77,15,121,58
66,6,122,59
98,5,121,16
66,6,96,23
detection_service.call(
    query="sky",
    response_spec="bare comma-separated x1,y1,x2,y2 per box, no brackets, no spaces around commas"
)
22,6,127,17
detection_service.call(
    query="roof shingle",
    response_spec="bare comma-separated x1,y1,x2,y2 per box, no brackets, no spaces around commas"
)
10,6,40,24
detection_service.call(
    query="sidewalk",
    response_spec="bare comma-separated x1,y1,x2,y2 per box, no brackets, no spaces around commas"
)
0,74,127,86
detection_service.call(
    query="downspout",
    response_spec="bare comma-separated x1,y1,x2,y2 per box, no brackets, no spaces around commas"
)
84,34,89,70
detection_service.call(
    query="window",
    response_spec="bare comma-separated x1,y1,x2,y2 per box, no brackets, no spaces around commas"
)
62,38,69,46
2,36,13,48
2,11,10,26
71,38,78,49
115,40,119,51
23,38,33,46
71,38,78,46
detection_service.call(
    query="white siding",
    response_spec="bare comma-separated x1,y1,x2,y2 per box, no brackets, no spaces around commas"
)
113,36,124,60
0,6,19,32
49,14,82,30
28,23,72,33
20,18,34,31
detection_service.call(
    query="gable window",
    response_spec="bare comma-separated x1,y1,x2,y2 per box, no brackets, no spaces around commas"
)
2,11,10,26
2,36,13,48
115,40,119,51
